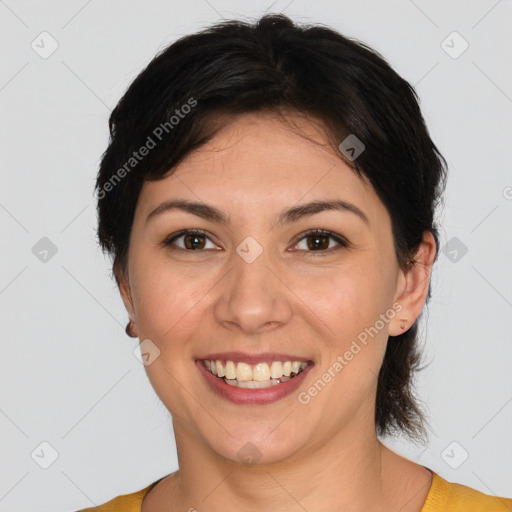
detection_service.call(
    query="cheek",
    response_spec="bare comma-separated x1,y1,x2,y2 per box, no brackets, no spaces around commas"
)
129,257,216,345
305,259,392,384
314,260,391,332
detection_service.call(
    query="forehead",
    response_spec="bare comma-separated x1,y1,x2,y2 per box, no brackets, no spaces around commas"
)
179,111,346,176
136,111,386,228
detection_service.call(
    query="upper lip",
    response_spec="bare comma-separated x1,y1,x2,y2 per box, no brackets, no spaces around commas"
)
197,352,313,364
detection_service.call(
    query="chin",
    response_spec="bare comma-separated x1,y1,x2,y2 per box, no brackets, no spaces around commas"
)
202,422,310,467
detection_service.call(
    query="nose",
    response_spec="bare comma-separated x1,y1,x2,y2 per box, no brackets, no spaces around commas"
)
213,245,293,335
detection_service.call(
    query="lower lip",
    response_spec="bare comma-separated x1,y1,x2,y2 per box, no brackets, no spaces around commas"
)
195,360,313,405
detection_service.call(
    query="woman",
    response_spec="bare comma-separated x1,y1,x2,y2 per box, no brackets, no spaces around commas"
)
80,13,512,512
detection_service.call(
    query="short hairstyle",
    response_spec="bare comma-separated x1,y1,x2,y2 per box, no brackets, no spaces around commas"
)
95,14,448,442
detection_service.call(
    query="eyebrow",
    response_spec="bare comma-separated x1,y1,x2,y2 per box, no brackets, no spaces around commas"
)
145,198,369,227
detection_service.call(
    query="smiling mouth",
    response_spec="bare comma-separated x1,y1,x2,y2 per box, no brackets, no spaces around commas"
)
202,359,310,388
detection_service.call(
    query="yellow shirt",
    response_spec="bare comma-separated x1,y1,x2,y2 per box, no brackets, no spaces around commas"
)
77,470,512,511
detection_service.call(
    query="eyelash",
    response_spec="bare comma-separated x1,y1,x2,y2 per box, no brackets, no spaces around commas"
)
162,229,349,257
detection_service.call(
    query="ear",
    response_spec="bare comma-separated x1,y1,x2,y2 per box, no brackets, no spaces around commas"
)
114,260,138,337
388,231,437,336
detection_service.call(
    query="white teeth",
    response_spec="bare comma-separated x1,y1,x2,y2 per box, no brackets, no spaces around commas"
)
202,358,309,385
253,362,270,381
291,361,300,374
236,362,253,381
215,360,225,378
270,361,283,378
225,378,279,389
225,360,237,380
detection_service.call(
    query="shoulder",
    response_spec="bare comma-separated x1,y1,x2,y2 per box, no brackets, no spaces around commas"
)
422,471,512,512
75,479,160,512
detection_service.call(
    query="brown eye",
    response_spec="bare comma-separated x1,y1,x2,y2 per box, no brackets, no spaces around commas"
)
305,234,330,250
163,230,217,251
183,233,206,250
294,229,348,254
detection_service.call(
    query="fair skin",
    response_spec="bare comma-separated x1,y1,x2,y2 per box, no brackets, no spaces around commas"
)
117,111,437,512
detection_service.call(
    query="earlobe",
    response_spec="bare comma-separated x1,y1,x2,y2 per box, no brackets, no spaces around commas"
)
388,231,437,337
125,319,138,338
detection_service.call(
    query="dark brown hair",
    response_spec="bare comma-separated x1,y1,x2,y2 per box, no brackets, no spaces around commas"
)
95,14,447,442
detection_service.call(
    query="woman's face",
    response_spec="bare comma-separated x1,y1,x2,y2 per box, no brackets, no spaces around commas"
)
119,111,411,464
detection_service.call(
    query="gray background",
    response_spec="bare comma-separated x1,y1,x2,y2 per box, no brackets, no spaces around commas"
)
1,0,511,510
